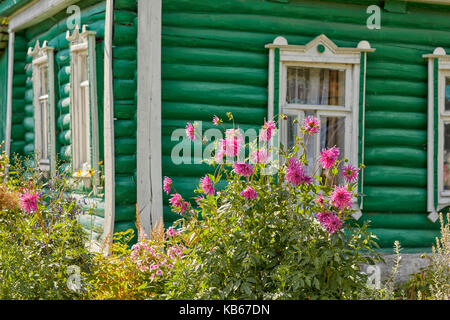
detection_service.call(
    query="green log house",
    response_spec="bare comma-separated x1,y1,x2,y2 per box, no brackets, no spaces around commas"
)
0,0,449,253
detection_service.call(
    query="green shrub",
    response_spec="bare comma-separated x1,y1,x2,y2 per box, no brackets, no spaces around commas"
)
0,149,93,300
161,115,380,299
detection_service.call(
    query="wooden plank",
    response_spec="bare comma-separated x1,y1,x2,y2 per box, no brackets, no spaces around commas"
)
101,0,115,251
137,0,163,238
5,31,14,162
8,0,81,32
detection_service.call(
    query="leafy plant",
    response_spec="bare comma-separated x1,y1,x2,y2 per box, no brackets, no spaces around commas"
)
0,146,93,300
161,114,380,300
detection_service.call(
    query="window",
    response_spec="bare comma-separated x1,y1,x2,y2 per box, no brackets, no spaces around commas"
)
266,35,374,216
28,40,56,175
66,25,100,192
424,48,450,222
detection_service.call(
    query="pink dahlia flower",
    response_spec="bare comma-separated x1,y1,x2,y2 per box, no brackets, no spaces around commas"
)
319,146,340,170
213,115,220,125
200,175,215,196
316,211,343,234
224,128,244,157
340,164,359,184
303,116,320,134
169,193,189,214
185,122,195,141
233,163,255,177
259,120,276,142
329,185,353,211
19,190,39,213
241,186,257,200
285,157,312,186
250,149,269,164
163,176,172,195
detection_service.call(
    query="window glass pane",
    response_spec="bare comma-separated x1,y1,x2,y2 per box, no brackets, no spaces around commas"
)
320,116,345,185
444,123,450,191
286,115,298,151
286,67,345,106
40,66,48,97
40,99,48,161
445,77,450,112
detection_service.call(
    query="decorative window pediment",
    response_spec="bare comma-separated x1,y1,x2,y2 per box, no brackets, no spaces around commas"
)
424,48,450,222
27,40,56,175
66,25,100,194
265,35,375,219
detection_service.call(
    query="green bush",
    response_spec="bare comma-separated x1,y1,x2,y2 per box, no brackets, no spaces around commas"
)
0,149,93,300
161,115,380,299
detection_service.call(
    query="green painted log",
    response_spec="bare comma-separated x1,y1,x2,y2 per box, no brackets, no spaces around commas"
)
363,186,427,213
115,175,137,204
162,156,214,177
115,138,136,155
58,130,71,145
364,166,427,188
364,129,427,148
161,12,450,48
10,126,25,140
13,87,25,99
57,114,71,130
113,25,137,46
162,80,267,107
58,65,71,83
24,104,33,117
23,117,34,131
10,141,26,155
114,11,137,25
368,228,440,248
60,145,71,161
365,95,427,113
365,112,426,130
355,213,440,230
113,46,137,60
59,83,71,99
113,79,136,100
58,98,71,114
162,26,288,53
115,155,137,174
364,147,427,168
13,62,26,74
115,0,137,10
24,132,34,144
162,63,267,87
23,143,34,155
113,59,136,80
162,102,266,124
162,0,450,32
24,89,33,104
13,74,27,86
115,205,137,222
114,120,136,138
365,79,427,98
114,101,136,119
56,49,71,65
366,62,427,82
162,46,267,68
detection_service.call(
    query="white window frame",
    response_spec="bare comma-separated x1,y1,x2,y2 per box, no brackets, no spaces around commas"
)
266,35,375,219
424,48,450,222
27,40,56,176
66,25,100,194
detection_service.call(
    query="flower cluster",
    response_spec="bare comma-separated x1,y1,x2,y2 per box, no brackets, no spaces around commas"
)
316,211,343,234
130,237,185,280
